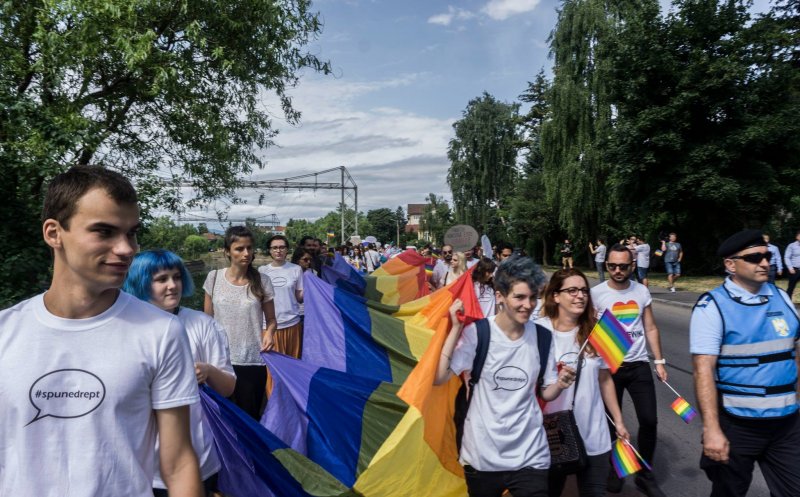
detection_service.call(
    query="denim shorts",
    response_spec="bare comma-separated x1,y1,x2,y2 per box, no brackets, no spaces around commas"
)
637,266,649,280
665,261,681,275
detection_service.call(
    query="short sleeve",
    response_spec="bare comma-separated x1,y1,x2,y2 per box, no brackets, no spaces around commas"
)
541,337,559,387
152,317,200,409
204,318,235,377
202,270,217,296
689,297,723,355
260,273,275,302
450,323,478,375
295,266,304,291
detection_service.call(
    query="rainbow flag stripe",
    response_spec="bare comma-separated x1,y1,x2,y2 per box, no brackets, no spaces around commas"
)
588,309,634,373
611,439,643,478
671,397,698,424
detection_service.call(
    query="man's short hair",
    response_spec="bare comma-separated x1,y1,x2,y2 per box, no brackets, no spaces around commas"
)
608,243,634,262
299,236,314,247
42,165,137,229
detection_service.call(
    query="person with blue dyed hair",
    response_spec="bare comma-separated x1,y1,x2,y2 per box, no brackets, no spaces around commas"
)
125,249,236,497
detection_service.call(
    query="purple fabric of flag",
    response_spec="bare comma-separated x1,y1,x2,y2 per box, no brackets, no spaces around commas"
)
261,352,319,453
303,272,347,371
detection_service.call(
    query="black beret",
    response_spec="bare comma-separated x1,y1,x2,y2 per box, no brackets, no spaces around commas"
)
717,229,766,258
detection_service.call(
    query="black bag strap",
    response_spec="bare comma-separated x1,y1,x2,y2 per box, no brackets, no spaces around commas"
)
467,318,491,393
535,323,552,394
569,345,584,410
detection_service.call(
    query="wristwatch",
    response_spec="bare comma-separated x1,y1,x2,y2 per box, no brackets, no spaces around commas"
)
653,358,666,365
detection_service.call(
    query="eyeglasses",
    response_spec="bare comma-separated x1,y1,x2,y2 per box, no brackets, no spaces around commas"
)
557,287,590,297
606,263,632,271
270,246,288,251
442,250,452,255
728,252,770,264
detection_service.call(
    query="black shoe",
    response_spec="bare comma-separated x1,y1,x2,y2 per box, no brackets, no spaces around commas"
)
607,471,624,493
635,473,666,497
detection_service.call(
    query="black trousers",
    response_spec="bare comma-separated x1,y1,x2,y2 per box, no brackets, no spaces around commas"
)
232,364,266,420
701,412,800,497
464,465,549,497
786,268,800,297
608,361,658,465
548,451,610,497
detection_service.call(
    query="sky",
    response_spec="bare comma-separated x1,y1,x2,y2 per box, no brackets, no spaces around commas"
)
180,0,773,231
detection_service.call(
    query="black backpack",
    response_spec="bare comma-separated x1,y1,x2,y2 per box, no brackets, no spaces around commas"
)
453,319,552,451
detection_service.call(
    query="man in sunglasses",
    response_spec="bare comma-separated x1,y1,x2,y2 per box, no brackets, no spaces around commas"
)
432,244,454,290
591,244,668,497
691,229,800,497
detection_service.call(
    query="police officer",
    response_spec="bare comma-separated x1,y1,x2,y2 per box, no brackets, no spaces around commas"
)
691,229,800,497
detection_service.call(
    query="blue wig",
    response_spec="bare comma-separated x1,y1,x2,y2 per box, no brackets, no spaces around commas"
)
123,249,195,303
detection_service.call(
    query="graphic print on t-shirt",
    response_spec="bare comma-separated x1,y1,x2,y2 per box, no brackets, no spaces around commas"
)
270,276,288,288
492,365,529,391
611,300,639,326
26,369,106,426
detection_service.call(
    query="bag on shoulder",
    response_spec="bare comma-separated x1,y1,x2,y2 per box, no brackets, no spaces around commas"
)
542,350,587,475
453,320,552,453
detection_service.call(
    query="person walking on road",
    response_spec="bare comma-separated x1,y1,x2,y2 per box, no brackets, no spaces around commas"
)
764,233,783,284
591,244,668,497
537,269,630,497
589,238,606,283
782,230,800,298
561,239,574,270
661,233,683,292
691,229,800,497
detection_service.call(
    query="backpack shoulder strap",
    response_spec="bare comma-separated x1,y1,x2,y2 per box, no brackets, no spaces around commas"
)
534,323,552,390
468,318,491,387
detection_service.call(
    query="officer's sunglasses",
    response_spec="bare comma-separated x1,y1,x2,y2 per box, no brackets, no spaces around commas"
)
728,252,770,264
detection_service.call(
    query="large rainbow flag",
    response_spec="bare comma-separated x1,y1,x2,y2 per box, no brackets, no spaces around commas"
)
257,267,482,496
365,249,430,305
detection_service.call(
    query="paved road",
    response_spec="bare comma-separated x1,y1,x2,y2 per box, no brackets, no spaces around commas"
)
559,283,771,496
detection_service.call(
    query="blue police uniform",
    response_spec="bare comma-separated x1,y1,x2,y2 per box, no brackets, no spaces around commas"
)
691,278,800,497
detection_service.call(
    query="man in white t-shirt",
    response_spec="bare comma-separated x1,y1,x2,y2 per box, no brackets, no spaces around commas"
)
432,244,454,289
260,235,304,363
0,166,201,496
591,244,667,497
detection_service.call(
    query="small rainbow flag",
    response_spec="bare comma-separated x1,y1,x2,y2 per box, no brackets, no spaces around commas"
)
671,397,698,424
611,439,650,478
588,309,634,373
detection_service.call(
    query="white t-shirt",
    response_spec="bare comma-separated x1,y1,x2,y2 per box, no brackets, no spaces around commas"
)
203,268,275,365
0,292,198,497
450,317,558,471
535,318,612,456
474,282,496,317
594,244,607,263
591,281,653,362
154,307,235,488
432,259,448,288
635,244,651,268
258,262,303,329
365,250,381,273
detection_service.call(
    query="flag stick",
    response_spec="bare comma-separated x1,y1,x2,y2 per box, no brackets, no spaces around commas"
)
605,413,652,470
660,379,682,398
576,336,590,357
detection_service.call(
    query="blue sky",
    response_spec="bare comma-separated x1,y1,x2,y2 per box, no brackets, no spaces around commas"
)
183,0,772,231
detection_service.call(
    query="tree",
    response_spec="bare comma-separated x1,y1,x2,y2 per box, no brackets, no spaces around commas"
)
541,0,627,244
366,208,399,247
197,223,209,234
0,0,331,306
420,194,453,246
446,92,521,241
394,206,408,246
182,234,209,260
138,216,198,253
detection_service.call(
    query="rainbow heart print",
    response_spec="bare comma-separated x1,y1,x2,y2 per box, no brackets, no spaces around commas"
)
611,300,639,326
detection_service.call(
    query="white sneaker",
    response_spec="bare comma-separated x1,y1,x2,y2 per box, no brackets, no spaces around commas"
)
669,287,676,293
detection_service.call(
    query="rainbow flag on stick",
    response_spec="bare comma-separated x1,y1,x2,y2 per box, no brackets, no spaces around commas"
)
671,397,698,424
662,380,698,424
586,309,633,373
611,439,651,478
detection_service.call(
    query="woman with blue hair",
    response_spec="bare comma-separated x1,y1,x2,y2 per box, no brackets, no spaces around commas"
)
124,249,236,497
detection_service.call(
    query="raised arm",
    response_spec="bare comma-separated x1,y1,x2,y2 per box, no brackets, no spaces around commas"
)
434,300,465,385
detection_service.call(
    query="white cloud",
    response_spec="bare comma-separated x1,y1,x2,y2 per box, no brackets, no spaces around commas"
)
181,74,455,223
427,6,476,26
482,0,541,21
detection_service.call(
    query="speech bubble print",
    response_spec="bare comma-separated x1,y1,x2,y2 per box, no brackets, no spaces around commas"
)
557,352,586,370
27,369,106,426
492,366,529,391
270,276,288,288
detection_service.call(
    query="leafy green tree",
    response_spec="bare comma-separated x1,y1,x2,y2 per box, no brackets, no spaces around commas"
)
420,193,454,246
366,208,399,246
138,216,198,253
197,223,209,235
0,0,330,306
182,234,209,260
447,92,521,241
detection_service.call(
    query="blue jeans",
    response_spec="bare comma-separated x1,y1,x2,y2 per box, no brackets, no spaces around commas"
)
596,261,605,282
665,261,681,275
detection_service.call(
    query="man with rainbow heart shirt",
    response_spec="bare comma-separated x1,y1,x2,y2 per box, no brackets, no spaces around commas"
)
591,243,668,497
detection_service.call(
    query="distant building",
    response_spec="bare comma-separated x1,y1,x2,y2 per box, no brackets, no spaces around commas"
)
406,203,431,241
